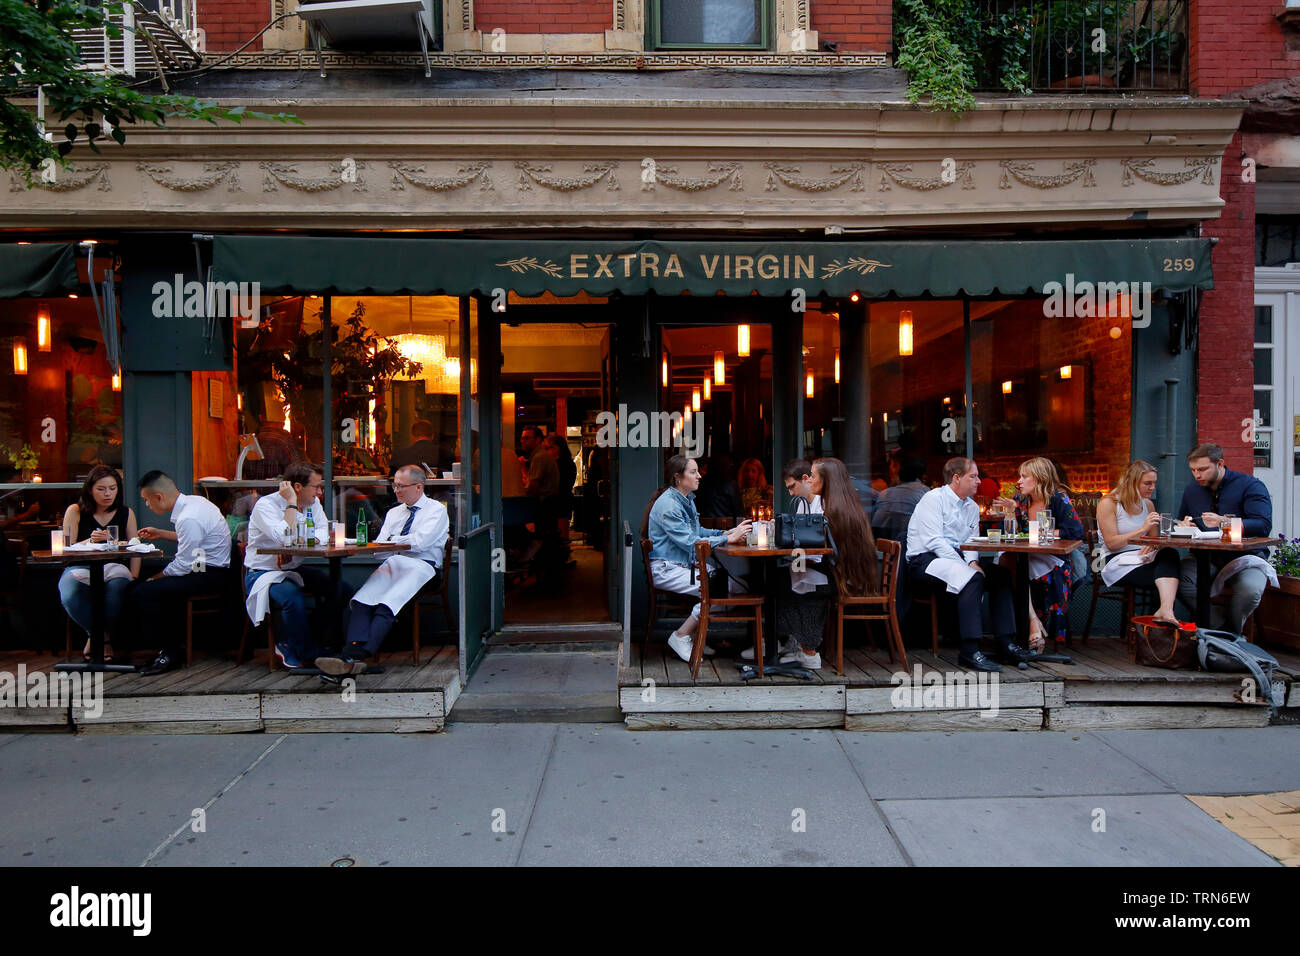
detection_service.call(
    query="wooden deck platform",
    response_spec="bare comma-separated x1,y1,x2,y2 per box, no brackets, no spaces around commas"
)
618,637,1300,731
0,646,461,734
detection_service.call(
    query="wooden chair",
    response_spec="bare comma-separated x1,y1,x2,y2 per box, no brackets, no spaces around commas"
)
828,539,907,675
1081,530,1153,645
908,591,941,655
691,539,765,680
234,543,280,671
641,537,695,639
405,534,455,666
185,553,241,667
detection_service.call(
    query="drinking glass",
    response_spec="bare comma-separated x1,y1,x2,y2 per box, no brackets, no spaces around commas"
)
1039,512,1054,544
1003,515,1017,539
987,528,1002,545
1158,513,1173,537
106,526,119,550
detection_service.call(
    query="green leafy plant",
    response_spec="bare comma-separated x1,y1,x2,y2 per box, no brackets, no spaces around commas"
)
1271,538,1300,579
1,0,300,184
3,442,39,471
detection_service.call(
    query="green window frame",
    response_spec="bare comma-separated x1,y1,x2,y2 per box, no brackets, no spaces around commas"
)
648,0,773,51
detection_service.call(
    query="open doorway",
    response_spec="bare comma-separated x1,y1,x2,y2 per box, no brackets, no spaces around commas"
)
500,321,615,626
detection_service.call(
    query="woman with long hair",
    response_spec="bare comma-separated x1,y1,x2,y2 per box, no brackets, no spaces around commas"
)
646,455,751,663
775,457,880,670
994,456,1084,650
58,465,140,661
737,456,772,517
1095,460,1182,624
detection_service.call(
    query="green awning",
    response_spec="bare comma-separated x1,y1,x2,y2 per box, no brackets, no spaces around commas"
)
213,235,1214,298
0,243,80,298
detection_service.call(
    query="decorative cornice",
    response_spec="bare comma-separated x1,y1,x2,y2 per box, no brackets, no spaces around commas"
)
260,161,368,192
763,162,866,192
878,161,976,191
1120,156,1219,186
389,161,493,191
213,49,890,70
8,162,111,192
137,161,241,192
647,162,743,192
998,159,1097,190
516,161,620,192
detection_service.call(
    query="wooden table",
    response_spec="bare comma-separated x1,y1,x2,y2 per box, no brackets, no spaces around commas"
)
29,547,160,673
1138,535,1283,626
713,543,833,668
255,541,410,644
961,537,1084,649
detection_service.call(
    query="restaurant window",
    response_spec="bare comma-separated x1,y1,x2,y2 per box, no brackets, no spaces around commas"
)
801,304,840,462
650,0,770,49
1,295,122,484
868,300,969,491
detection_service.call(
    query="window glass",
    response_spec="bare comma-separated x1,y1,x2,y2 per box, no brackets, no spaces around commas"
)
658,0,763,46
801,305,840,461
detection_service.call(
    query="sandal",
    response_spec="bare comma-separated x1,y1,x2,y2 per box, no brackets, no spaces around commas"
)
1028,626,1046,654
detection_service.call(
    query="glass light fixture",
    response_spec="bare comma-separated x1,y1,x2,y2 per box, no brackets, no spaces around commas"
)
36,307,51,352
850,292,860,303
805,372,814,398
713,350,725,385
1059,365,1072,380
737,325,750,358
1002,380,1013,394
898,310,914,357
882,411,888,423
834,348,840,384
692,389,701,412
442,321,460,380
662,353,669,387
703,377,711,401
111,369,121,392
13,340,28,375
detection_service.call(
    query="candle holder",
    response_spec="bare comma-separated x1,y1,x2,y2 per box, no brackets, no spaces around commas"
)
51,529,63,555
333,521,346,548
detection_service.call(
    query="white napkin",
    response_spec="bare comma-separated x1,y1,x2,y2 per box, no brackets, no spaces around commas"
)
1194,529,1223,540
63,540,109,552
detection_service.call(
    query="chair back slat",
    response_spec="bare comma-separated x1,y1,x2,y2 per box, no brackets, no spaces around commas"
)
694,539,711,603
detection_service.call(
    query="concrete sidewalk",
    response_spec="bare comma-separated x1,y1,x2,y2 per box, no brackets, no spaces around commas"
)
0,726,1295,866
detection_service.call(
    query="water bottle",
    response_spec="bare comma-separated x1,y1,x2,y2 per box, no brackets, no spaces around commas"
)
355,513,368,546
304,510,315,547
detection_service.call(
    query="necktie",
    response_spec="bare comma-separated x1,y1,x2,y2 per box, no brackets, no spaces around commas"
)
400,503,419,535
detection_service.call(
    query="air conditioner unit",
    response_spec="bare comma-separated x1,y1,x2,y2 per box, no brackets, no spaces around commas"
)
298,0,439,75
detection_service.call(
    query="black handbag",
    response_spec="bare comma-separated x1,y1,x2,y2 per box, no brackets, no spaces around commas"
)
775,502,837,562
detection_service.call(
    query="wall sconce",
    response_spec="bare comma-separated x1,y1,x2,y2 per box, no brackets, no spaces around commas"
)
703,377,711,401
111,369,121,392
1059,365,1072,380
834,348,840,384
805,372,814,398
692,388,701,412
898,310,914,357
713,350,725,385
13,340,28,375
737,325,750,358
662,352,669,387
36,307,51,352
943,396,951,405
1002,380,1013,394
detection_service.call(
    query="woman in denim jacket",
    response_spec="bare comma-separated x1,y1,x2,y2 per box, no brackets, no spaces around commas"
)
646,455,752,663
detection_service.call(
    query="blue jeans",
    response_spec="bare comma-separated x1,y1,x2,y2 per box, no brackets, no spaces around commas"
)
245,566,351,661
58,568,130,640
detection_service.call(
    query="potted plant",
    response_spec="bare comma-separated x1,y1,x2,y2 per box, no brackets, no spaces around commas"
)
3,443,40,482
1257,537,1300,651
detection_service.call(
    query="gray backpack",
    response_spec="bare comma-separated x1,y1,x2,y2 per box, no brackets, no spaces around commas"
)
1196,628,1283,711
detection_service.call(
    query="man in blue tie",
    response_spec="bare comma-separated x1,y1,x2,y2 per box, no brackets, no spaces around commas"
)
317,465,448,674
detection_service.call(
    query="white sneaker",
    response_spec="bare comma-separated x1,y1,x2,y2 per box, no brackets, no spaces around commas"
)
667,633,694,663
744,638,796,661
780,650,821,670
701,644,715,657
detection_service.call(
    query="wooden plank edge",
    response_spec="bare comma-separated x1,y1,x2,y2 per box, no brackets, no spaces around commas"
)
262,718,443,733
844,708,1044,732
624,710,844,731
1045,705,1272,731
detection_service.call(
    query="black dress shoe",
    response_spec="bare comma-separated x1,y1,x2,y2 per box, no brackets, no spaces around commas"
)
139,653,179,676
957,650,1002,673
996,643,1034,664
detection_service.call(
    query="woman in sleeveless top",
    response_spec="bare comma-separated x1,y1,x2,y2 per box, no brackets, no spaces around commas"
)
1095,460,1182,625
58,465,140,661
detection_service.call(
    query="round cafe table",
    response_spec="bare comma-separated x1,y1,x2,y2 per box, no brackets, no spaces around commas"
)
713,542,832,672
1138,534,1283,627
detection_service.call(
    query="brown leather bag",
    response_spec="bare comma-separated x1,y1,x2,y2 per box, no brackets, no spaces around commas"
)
1132,615,1198,669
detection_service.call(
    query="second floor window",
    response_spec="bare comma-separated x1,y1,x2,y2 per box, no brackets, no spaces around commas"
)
652,0,769,49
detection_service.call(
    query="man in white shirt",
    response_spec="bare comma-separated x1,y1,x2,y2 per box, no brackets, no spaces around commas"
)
317,465,449,675
905,457,1027,673
244,463,354,669
131,470,233,675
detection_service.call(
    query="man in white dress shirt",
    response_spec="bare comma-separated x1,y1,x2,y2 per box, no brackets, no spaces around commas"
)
905,457,1028,673
316,465,449,675
244,462,354,669
130,471,233,675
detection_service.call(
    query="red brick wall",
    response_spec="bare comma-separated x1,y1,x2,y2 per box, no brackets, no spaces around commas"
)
474,0,610,35
199,0,265,52
812,0,892,52
1190,0,1296,98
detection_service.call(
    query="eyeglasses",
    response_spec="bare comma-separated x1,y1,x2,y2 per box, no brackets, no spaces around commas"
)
392,482,419,491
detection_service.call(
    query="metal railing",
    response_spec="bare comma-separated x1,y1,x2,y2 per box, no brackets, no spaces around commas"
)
911,0,1190,95
72,1,202,76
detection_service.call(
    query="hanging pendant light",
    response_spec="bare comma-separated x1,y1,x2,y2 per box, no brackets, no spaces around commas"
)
662,352,669,387
703,377,711,401
805,372,814,398
737,325,750,358
834,348,840,384
692,388,701,412
13,340,28,375
1059,365,1072,380
36,306,51,352
111,368,121,392
442,321,460,381
1002,380,1013,394
713,350,725,385
898,310,914,357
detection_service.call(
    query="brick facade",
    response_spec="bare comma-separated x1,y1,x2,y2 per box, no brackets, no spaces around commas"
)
812,0,892,53
201,0,265,52
475,0,610,35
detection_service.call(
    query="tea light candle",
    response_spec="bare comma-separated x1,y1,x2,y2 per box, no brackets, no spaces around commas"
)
51,529,63,555
333,521,346,548
1230,517,1243,544
1027,519,1039,544
755,526,770,548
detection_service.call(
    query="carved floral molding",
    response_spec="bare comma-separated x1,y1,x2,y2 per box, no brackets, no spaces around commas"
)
9,162,111,192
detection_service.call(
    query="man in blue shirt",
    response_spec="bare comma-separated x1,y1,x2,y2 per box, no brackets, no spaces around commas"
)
906,457,1030,673
1175,441,1274,633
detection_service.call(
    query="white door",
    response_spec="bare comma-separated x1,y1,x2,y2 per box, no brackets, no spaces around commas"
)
1254,270,1300,540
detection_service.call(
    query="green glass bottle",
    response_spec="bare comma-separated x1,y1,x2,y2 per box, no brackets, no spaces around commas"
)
356,513,368,546
304,510,315,547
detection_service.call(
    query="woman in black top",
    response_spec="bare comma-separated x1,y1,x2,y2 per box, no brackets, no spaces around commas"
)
58,466,140,661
